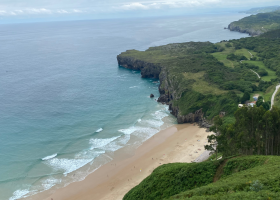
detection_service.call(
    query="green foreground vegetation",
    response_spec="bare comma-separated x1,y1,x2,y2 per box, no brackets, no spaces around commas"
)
124,156,280,200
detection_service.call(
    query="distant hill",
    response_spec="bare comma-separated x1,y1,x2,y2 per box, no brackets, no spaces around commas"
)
228,11,280,36
240,6,280,14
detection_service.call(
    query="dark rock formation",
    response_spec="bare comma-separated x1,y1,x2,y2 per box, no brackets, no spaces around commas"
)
117,55,161,79
228,23,264,36
150,94,154,98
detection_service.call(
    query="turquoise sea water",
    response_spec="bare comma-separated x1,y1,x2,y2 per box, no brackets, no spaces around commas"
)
0,14,248,200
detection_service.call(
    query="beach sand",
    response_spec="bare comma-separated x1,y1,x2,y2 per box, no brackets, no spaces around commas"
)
27,124,211,200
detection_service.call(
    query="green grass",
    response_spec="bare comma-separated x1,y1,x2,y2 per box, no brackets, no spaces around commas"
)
183,72,226,95
243,60,277,81
264,84,278,102
169,156,280,200
124,156,280,200
212,42,236,68
123,161,222,200
235,48,252,59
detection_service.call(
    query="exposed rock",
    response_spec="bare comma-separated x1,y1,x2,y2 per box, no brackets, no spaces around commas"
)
117,55,161,79
117,54,212,126
150,94,154,98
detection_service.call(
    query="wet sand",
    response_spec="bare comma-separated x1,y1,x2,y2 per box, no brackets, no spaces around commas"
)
27,124,211,200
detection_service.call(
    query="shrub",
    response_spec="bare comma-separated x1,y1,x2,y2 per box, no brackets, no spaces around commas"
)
250,180,264,192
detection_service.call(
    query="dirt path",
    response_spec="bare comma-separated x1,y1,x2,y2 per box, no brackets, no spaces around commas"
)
270,84,280,109
250,69,261,79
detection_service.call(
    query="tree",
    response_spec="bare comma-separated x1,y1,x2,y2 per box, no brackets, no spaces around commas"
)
225,43,232,48
241,91,250,103
205,116,224,160
256,96,264,107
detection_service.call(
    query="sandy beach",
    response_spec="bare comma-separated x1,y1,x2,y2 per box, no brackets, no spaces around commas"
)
26,124,211,200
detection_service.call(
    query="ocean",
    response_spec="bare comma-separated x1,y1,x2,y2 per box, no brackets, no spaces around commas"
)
0,13,248,200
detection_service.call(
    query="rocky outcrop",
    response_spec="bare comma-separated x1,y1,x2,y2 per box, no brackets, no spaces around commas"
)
117,55,161,79
228,23,265,36
117,54,208,125
150,94,154,98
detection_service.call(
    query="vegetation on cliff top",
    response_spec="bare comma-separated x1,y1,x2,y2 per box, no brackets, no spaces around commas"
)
229,11,280,34
124,155,280,200
118,32,280,121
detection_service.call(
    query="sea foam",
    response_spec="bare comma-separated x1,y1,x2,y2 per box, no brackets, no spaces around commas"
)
9,189,29,200
46,158,94,175
89,136,120,150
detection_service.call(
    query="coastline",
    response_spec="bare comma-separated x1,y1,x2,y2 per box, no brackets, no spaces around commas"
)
26,123,211,200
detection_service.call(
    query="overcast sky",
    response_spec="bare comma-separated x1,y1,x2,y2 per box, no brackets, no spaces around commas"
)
0,0,279,22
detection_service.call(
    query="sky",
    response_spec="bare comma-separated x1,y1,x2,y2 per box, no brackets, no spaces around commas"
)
0,0,279,23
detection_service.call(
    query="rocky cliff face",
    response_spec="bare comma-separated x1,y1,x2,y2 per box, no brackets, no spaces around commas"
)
228,23,264,36
117,54,208,125
117,55,161,79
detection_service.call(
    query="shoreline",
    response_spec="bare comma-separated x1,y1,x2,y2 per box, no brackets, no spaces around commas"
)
26,123,211,200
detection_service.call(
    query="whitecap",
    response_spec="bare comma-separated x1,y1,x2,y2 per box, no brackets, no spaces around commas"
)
102,134,131,152
137,119,142,122
95,128,103,133
42,178,61,190
42,153,57,161
118,127,138,135
9,189,29,200
45,158,94,175
146,119,164,128
129,86,139,89
89,136,120,150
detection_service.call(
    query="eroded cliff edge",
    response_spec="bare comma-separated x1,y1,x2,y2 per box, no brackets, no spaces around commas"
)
228,11,280,36
116,42,242,128
228,23,264,36
117,54,206,125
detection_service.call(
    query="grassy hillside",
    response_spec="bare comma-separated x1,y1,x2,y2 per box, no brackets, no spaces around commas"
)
123,156,280,200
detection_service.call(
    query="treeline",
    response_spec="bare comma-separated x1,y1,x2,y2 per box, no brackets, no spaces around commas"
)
207,106,280,157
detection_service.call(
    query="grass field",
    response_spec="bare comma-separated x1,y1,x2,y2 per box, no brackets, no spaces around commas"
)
183,72,226,95
212,43,237,68
235,48,252,59
243,60,277,81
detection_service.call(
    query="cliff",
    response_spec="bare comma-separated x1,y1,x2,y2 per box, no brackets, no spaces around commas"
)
117,42,244,126
228,11,280,36
228,23,264,36
117,54,218,128
117,54,204,124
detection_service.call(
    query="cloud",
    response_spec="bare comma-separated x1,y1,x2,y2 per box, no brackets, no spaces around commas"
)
120,2,149,10
0,8,86,16
116,0,222,11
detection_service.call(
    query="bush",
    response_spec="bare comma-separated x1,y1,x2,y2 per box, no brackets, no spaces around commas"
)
225,43,232,47
257,68,268,76
250,180,264,192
